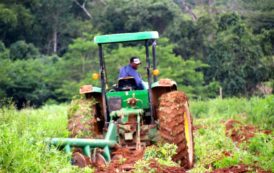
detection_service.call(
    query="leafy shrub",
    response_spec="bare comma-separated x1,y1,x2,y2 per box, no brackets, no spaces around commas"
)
9,40,40,60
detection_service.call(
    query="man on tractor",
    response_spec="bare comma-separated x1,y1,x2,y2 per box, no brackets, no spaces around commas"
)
119,56,144,90
49,31,194,170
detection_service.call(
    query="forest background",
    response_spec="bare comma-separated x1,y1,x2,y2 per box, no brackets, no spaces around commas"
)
0,0,273,108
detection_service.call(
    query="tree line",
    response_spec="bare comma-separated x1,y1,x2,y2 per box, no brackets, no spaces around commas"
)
0,0,273,108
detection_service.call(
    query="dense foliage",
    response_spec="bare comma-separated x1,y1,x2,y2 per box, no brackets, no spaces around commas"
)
0,0,273,107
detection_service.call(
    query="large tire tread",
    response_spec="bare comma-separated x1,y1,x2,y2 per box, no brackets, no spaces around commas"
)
158,91,194,169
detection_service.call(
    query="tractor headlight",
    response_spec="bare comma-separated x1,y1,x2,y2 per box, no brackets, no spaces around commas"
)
92,73,99,80
152,69,159,76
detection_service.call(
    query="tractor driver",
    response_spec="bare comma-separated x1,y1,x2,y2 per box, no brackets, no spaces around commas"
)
118,57,144,90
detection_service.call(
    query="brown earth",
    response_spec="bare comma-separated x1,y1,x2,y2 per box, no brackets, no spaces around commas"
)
224,119,272,144
224,119,257,143
94,147,186,173
95,148,144,173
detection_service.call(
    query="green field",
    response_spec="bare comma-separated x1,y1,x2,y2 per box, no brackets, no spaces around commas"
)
190,95,274,172
0,95,273,172
0,105,94,173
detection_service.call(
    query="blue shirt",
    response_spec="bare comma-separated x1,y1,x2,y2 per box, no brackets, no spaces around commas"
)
119,64,144,89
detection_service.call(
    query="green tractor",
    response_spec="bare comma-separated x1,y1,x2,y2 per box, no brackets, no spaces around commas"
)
49,31,194,170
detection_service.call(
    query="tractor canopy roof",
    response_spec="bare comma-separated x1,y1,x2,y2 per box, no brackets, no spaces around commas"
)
94,31,159,44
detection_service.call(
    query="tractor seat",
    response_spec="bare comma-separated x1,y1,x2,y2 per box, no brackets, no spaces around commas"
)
116,77,138,91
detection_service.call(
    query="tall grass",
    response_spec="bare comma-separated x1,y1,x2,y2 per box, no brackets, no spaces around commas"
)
190,95,274,129
0,104,93,173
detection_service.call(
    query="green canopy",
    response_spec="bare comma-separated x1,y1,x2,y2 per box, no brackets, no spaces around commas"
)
94,31,159,44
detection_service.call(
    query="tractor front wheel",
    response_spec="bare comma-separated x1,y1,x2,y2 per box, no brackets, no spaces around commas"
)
157,91,194,169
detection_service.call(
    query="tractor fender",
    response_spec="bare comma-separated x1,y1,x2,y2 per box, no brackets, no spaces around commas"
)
80,85,102,94
151,78,177,89
79,85,103,101
79,85,102,104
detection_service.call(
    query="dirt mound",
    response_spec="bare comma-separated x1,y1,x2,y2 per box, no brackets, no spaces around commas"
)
95,147,186,173
224,119,257,143
95,148,144,173
208,164,272,173
158,91,194,169
67,99,100,138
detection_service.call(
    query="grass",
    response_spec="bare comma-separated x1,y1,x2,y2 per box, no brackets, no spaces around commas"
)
0,95,273,172
190,95,274,130
189,95,274,172
0,104,94,173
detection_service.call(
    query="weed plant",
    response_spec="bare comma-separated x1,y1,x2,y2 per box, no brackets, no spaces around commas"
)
134,143,178,173
0,104,94,173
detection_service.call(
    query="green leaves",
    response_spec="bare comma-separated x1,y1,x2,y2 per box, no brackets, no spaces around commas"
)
206,13,266,96
9,40,40,60
0,3,34,45
93,0,180,34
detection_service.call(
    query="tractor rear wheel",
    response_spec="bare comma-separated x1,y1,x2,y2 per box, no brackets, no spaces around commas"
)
67,98,103,138
157,91,194,169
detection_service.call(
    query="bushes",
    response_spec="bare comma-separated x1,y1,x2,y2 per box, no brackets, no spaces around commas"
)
9,40,40,60
1,58,54,108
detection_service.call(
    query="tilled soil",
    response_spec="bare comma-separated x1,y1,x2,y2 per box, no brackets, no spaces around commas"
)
94,147,186,173
224,119,256,143
207,119,273,173
224,119,272,144
95,148,144,173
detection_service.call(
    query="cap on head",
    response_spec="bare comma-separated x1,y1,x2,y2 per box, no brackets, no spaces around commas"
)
130,57,141,65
